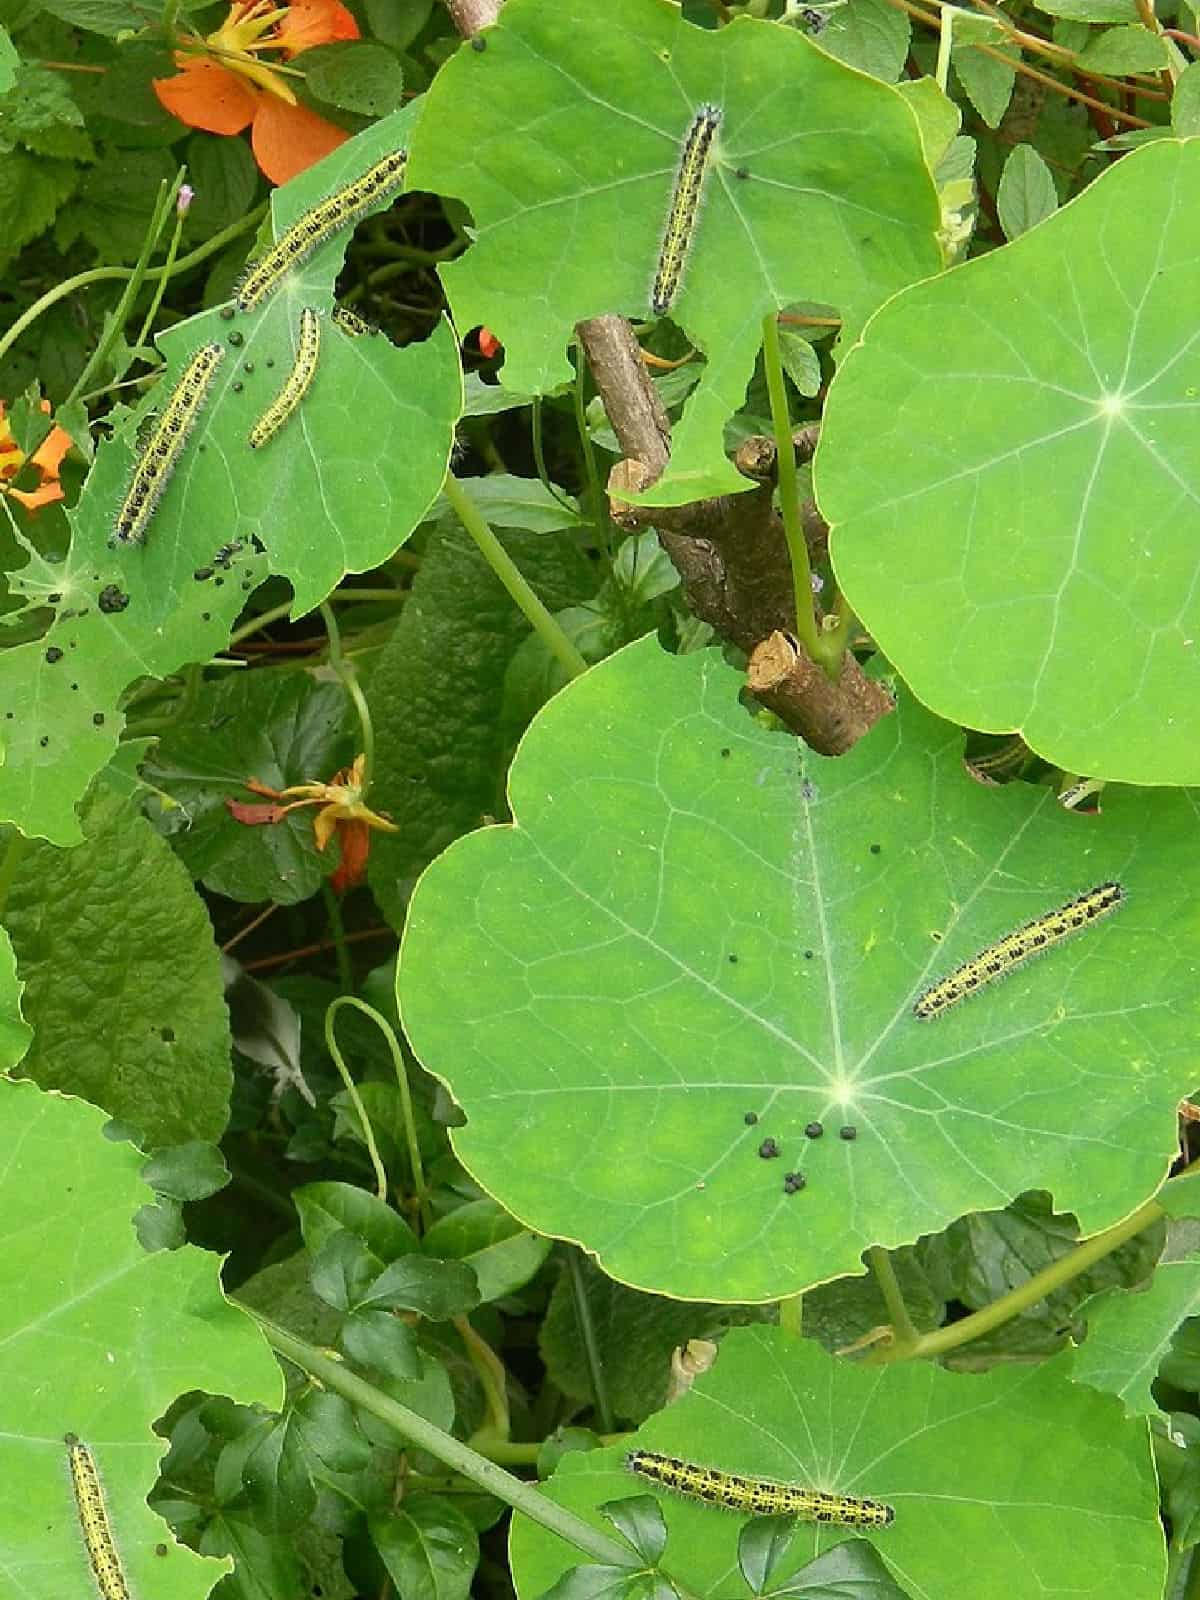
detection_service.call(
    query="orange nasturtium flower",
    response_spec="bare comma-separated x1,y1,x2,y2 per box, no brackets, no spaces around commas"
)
154,0,360,187
226,754,398,894
0,399,72,512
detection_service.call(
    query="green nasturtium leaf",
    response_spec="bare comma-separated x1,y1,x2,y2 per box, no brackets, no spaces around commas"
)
818,138,1200,786
398,636,1200,1301
0,1079,282,1600
408,0,940,506
0,105,460,847
1073,1260,1200,1416
6,787,233,1146
0,925,31,1070
511,1326,1164,1600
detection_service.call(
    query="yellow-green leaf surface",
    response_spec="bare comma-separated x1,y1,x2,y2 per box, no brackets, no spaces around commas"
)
0,104,461,846
0,1079,282,1600
1073,1260,1200,1417
511,1326,1163,1600
818,137,1200,786
407,0,940,506
398,636,1200,1302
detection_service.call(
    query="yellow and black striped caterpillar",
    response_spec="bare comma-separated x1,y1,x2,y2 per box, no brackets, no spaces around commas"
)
913,881,1124,1020
66,1434,132,1600
248,306,321,450
331,306,379,337
652,104,722,317
113,341,224,544
236,149,408,312
626,1450,894,1528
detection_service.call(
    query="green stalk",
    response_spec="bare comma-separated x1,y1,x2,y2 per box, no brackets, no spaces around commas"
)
320,602,376,792
132,180,189,355
567,1247,615,1434
321,882,354,994
865,1246,918,1348
442,473,588,679
759,312,824,668
0,203,267,372
324,998,387,1201
246,1314,639,1567
572,356,610,557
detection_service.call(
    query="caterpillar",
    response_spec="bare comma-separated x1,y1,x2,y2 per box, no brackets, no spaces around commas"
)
331,306,378,337
248,307,321,450
113,341,224,544
652,104,722,317
913,881,1124,1021
65,1434,132,1600
236,149,408,312
626,1451,894,1528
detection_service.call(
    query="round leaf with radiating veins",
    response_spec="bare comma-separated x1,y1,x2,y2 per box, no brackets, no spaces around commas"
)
511,1326,1163,1600
0,105,460,846
817,137,1200,786
398,635,1200,1302
407,0,940,507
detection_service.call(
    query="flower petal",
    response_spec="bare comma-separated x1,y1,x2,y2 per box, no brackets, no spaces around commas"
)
330,819,370,894
278,0,360,54
251,95,350,185
154,59,257,135
31,423,72,481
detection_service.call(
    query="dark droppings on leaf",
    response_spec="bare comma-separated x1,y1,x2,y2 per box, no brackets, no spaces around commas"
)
758,1137,780,1159
201,612,211,622
783,1171,806,1193
98,584,129,614
471,34,487,49
720,747,730,757
193,567,213,582
39,735,49,747
803,949,814,960
735,166,750,180
265,357,275,368
744,1111,759,1125
92,712,104,726
48,592,61,602
870,843,881,854
839,1125,858,1141
243,362,254,373
156,1544,169,1557
219,306,235,321
227,329,244,345
161,1026,175,1042
45,647,63,664
728,952,738,964
804,1121,824,1139
232,381,244,394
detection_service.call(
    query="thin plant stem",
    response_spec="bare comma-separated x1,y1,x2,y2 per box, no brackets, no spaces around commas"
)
320,602,377,792
0,204,267,372
133,185,189,355
324,996,388,1201
865,1246,919,1347
322,882,354,995
442,473,589,679
567,1247,615,1434
326,996,429,1229
778,1294,803,1338
242,1313,643,1568
221,902,280,955
759,312,824,668
457,1315,512,1440
531,399,579,519
63,174,183,411
228,601,294,649
867,1196,1165,1364
572,356,609,557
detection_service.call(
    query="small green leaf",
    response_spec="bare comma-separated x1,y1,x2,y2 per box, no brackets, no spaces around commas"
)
755,1538,908,1597
812,0,911,81
599,1494,668,1563
778,329,822,398
430,473,583,533
364,0,433,50
293,1179,420,1264
300,40,404,115
953,41,1018,127
360,1253,480,1318
1080,22,1168,70
0,149,76,259
420,1197,552,1302
1174,60,1200,135
370,1495,481,1600
0,26,17,93
1034,0,1137,20
996,142,1058,239
142,1140,230,1201
35,0,141,32
340,1307,423,1377
896,77,961,170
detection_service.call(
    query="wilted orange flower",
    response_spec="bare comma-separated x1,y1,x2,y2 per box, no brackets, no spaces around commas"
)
154,0,360,187
227,754,398,893
0,399,71,512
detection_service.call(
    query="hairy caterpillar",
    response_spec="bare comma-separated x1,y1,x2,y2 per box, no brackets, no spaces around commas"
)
236,149,408,312
65,1434,132,1600
913,881,1124,1021
626,1451,894,1528
331,306,378,337
652,104,722,317
248,307,321,450
113,341,224,544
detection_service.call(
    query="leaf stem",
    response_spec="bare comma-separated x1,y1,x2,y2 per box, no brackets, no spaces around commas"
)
133,176,189,355
865,1246,919,1348
442,473,589,679
567,1247,615,1434
324,998,388,1202
0,202,268,373
759,312,823,669
573,355,610,557
243,1313,641,1567
320,601,377,792
458,1314,513,1440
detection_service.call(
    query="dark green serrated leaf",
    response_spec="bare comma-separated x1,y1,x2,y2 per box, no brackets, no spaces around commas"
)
813,0,911,82
600,1494,667,1564
300,40,404,115
360,1253,480,1318
953,41,1017,128
1080,22,1168,69
311,1229,382,1311
0,149,76,259
294,1179,420,1265
340,1306,423,1377
0,26,16,93
182,132,260,243
143,671,350,905
61,146,175,260
6,787,232,1145
366,524,596,926
0,63,91,159
420,1197,551,1302
142,1139,230,1201
370,1495,480,1600
36,0,140,32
